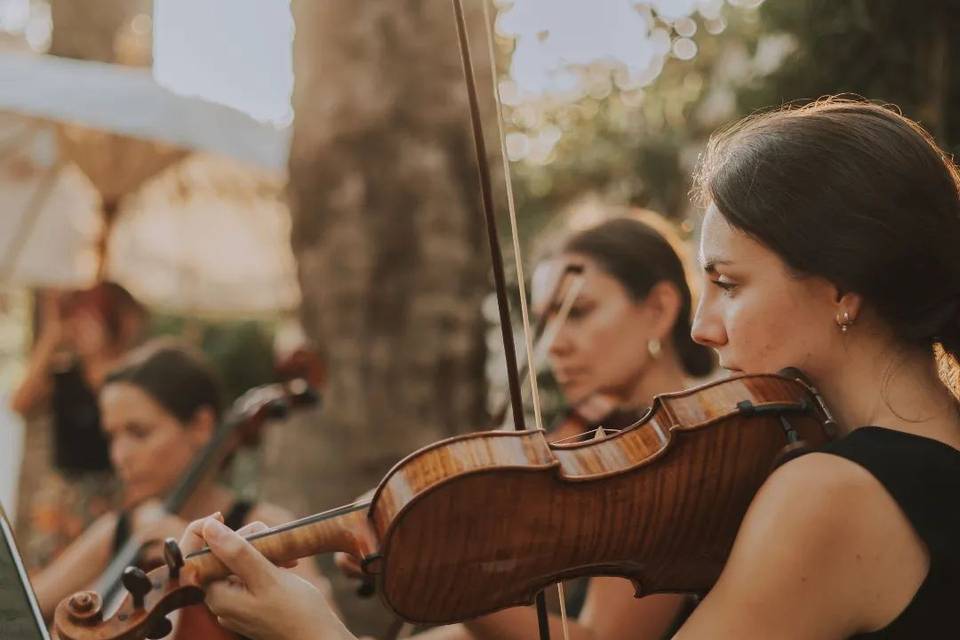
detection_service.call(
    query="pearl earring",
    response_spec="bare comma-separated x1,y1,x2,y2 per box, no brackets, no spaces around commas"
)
647,338,662,358
836,310,853,333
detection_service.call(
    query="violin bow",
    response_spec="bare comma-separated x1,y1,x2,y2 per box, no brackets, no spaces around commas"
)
451,1,570,638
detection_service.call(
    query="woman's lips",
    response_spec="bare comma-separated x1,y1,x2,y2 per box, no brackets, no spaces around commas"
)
555,368,587,385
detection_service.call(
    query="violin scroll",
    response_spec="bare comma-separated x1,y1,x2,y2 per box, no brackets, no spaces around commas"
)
55,539,205,640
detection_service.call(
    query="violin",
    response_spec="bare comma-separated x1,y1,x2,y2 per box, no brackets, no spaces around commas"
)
54,369,835,640
92,378,319,618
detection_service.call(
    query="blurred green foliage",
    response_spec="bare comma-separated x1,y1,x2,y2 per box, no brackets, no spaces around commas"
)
505,0,960,243
738,0,959,150
503,3,767,239
148,315,276,404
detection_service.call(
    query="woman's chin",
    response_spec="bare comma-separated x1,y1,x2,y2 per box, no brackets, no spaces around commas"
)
561,385,592,406
123,484,154,506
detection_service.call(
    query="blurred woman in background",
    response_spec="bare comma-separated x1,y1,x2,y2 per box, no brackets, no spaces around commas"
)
11,281,147,568
31,339,332,638
538,215,715,441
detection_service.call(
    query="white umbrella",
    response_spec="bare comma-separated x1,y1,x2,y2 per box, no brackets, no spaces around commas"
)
0,50,290,173
0,119,299,313
108,153,300,314
0,120,100,287
0,50,299,314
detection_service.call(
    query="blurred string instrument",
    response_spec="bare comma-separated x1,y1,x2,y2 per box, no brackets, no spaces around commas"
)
90,375,319,627
52,369,837,640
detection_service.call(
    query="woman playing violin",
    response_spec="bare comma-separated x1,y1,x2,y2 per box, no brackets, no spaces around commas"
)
378,215,716,640
180,97,960,639
32,339,331,637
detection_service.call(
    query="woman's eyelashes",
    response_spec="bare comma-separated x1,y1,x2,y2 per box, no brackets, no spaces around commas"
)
710,278,738,295
545,299,593,322
125,422,151,440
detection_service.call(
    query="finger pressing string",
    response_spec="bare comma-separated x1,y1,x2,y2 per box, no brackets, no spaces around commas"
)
179,512,223,555
202,517,278,591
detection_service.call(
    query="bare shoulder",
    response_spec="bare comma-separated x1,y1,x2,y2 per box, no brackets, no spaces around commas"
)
750,451,928,595
676,452,928,639
751,451,880,521
245,501,296,528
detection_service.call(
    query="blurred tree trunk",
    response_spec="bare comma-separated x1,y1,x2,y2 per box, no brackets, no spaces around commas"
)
268,1,494,635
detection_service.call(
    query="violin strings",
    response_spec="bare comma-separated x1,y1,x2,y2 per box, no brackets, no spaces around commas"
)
551,426,624,446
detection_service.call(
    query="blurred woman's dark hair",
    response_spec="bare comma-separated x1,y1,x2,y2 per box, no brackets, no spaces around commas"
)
62,281,148,347
562,216,716,377
104,338,223,423
694,96,960,393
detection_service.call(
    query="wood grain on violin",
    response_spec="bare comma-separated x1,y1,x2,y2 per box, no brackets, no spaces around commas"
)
54,372,834,640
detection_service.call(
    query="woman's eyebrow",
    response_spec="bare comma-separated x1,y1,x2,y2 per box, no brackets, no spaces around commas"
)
698,257,733,273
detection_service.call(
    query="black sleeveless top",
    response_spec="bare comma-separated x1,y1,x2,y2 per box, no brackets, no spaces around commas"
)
112,500,255,554
819,427,960,639
50,360,112,473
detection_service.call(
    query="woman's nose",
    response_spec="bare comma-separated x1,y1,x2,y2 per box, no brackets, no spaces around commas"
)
548,323,574,357
110,439,131,472
691,297,726,349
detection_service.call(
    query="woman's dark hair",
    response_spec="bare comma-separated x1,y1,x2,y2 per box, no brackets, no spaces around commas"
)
104,338,223,424
694,97,960,391
63,281,148,346
563,216,716,377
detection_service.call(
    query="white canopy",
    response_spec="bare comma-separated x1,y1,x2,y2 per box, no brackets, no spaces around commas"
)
0,50,301,314
0,51,290,173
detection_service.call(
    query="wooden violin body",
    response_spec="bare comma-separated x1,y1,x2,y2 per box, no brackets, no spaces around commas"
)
54,372,834,639
368,372,832,623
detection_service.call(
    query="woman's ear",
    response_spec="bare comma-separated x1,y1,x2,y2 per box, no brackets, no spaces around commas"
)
644,281,682,340
835,290,864,324
186,406,217,447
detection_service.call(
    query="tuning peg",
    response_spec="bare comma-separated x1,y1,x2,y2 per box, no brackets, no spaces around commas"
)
145,616,173,639
122,566,153,609
163,538,184,579
65,591,103,624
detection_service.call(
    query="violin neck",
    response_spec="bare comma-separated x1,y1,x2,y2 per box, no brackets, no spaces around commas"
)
184,501,377,583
